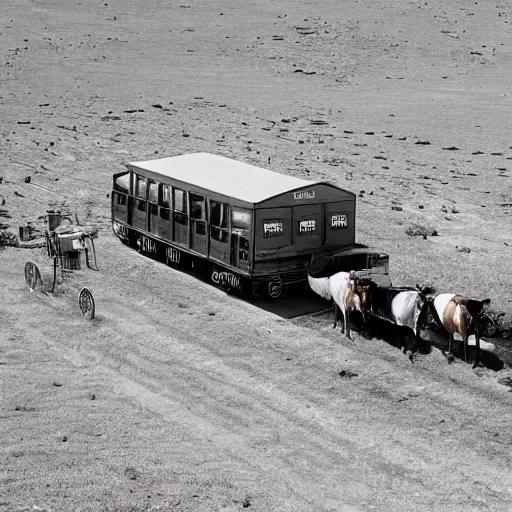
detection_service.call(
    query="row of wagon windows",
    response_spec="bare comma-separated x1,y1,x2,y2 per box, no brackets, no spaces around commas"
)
118,174,252,244
117,173,348,241
263,213,348,239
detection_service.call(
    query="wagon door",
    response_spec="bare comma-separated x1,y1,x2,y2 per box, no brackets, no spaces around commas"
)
230,207,252,271
147,180,159,234
292,204,323,252
130,172,147,231
324,201,355,248
189,192,207,256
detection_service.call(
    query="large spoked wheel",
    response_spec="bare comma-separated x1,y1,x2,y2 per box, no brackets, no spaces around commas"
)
79,287,96,320
24,262,42,291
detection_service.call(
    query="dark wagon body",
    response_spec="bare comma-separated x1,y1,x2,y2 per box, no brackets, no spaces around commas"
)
111,152,357,298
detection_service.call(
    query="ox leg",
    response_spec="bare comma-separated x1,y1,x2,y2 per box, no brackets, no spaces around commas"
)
333,303,338,329
472,323,481,369
410,333,421,363
446,333,454,363
345,309,352,340
395,328,405,353
406,332,420,363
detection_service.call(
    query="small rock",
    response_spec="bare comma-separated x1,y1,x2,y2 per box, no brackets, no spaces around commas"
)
405,224,438,237
498,377,512,389
53,381,63,387
418,204,424,209
61,436,67,442
24,176,31,183
125,467,140,480
339,370,358,378
456,246,471,253
391,206,403,211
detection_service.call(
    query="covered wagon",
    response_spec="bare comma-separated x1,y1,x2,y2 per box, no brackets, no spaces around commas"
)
111,152,359,298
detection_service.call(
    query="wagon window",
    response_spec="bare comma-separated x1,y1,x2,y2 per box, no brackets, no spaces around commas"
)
210,201,229,244
173,188,187,213
114,173,130,194
263,220,283,238
330,213,348,230
148,180,158,203
195,222,206,236
190,193,205,220
232,208,252,230
210,201,228,229
134,174,146,199
159,184,170,208
211,227,229,243
297,218,317,236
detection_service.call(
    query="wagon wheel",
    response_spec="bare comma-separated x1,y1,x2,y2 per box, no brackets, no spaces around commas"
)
24,262,42,291
79,287,95,320
267,277,284,300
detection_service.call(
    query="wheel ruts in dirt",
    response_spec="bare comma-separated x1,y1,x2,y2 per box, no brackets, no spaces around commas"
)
24,262,42,291
79,287,96,320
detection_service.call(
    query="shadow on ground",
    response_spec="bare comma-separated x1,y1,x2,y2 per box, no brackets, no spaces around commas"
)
355,315,506,371
243,287,331,319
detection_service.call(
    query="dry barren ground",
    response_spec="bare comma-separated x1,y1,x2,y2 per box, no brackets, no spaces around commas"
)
1,1,512,511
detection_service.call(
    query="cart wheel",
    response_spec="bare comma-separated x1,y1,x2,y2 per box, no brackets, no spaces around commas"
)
267,277,284,300
24,262,42,291
79,287,95,320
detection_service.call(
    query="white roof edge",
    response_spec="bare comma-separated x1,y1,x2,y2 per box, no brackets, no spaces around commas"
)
126,152,321,204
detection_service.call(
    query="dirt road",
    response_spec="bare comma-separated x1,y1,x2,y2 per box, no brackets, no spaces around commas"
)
1,0,512,510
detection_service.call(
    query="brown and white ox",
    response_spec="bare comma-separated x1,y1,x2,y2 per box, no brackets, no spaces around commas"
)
426,292,491,367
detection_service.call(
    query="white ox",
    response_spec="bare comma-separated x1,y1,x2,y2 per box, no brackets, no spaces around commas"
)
329,271,364,340
307,274,332,301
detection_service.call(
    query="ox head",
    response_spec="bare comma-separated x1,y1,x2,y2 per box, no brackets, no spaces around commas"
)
413,290,431,334
354,279,373,311
348,285,366,325
466,298,492,334
352,277,376,323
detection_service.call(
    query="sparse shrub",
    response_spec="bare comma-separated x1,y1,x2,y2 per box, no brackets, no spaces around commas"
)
405,224,438,238
0,229,19,249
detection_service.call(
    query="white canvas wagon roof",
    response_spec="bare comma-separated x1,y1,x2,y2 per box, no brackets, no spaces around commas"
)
128,152,319,204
